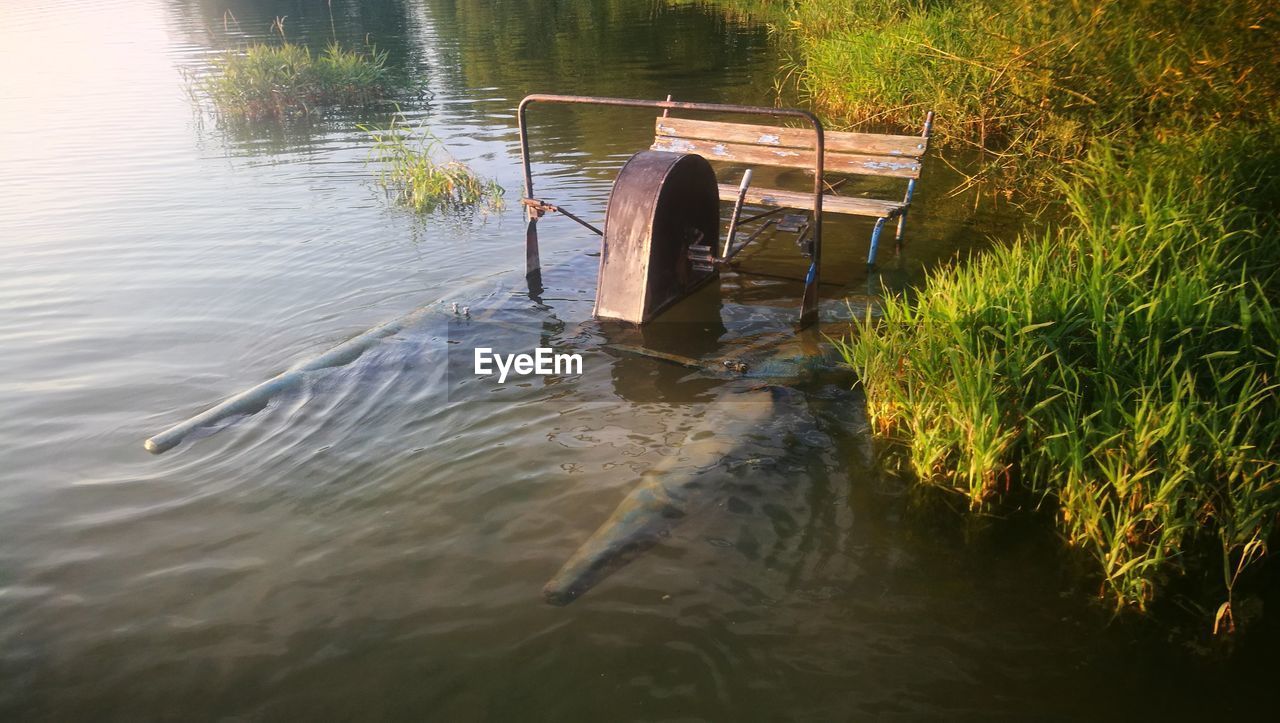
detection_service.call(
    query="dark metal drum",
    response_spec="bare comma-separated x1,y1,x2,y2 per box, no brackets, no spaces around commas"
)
594,151,720,325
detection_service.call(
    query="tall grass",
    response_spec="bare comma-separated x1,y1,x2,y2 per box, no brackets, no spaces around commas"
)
835,127,1280,627
203,40,394,121
361,117,505,214
720,0,1279,192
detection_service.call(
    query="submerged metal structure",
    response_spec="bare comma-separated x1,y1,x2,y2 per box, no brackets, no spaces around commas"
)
518,93,933,330
517,93,934,603
144,93,927,607
518,94,829,327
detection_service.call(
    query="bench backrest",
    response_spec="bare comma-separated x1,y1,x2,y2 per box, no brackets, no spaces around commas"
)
651,117,928,179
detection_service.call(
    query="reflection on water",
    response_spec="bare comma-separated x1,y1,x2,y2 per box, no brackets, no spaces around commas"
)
0,0,1262,719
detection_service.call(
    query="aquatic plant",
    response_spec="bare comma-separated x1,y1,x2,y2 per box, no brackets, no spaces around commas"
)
203,40,394,121
836,126,1280,628
361,117,505,214
718,0,1280,193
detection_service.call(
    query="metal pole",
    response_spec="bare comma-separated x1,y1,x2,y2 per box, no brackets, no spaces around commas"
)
723,168,753,258
894,110,935,252
516,97,541,284
517,96,536,207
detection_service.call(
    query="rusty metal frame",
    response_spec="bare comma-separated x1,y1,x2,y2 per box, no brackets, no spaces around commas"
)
517,94,826,327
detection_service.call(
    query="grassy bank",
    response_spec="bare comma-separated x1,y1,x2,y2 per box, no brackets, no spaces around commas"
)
836,129,1279,626
204,41,394,121
721,0,1277,191
361,117,505,214
718,0,1280,628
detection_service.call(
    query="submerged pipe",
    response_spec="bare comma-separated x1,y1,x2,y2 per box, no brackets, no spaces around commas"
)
145,299,832,455
543,387,779,605
542,467,694,606
144,305,436,454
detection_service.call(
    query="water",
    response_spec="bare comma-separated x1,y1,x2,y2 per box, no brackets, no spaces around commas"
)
0,0,1267,719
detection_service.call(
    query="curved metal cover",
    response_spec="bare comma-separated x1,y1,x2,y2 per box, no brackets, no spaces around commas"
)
595,151,720,324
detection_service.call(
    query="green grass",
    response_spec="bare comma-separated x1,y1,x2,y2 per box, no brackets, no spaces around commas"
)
719,0,1279,193
361,117,505,214
713,0,1280,633
834,127,1280,627
203,40,394,121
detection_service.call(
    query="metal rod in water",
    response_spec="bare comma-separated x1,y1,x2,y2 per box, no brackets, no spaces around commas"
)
722,168,753,258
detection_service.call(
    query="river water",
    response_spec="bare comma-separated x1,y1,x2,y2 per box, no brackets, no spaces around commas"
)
0,0,1268,719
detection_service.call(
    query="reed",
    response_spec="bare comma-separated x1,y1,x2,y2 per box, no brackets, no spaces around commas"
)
835,126,1280,627
361,117,505,214
719,0,1279,192
203,40,393,121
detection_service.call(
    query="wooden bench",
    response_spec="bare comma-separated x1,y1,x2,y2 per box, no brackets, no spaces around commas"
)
650,112,934,267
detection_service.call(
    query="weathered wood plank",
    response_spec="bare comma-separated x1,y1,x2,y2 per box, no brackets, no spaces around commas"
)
651,136,922,179
655,117,927,158
716,184,905,217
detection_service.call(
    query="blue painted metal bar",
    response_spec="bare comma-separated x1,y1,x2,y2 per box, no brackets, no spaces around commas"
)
893,110,935,252
895,180,916,247
867,217,888,267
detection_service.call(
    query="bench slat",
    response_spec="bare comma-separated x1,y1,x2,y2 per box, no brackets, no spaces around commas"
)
717,184,905,218
652,136,921,179
656,117,927,158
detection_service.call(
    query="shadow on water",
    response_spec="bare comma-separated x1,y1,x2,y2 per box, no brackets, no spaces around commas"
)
0,0,1273,720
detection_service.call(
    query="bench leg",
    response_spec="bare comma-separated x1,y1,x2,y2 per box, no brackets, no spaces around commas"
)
866,217,888,268
525,212,543,298
895,173,919,254
799,261,819,328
